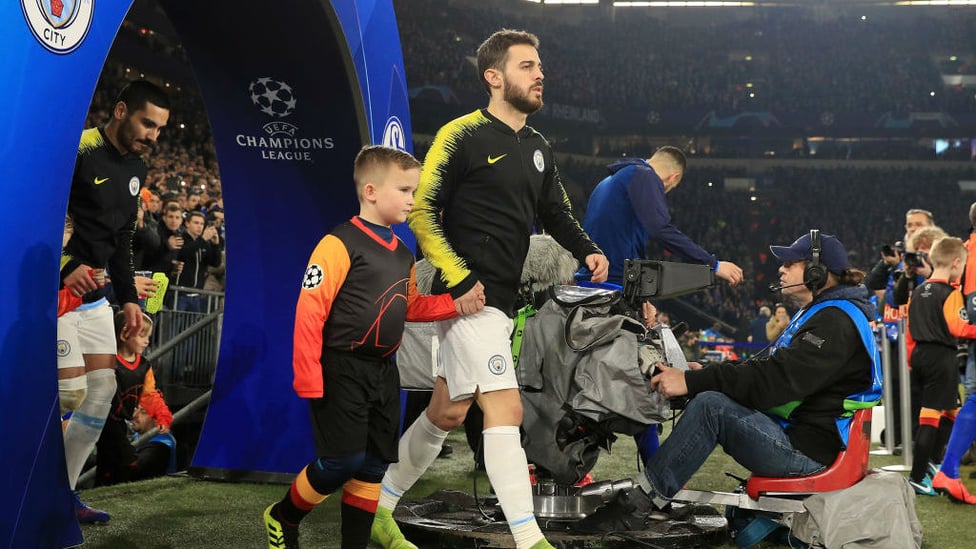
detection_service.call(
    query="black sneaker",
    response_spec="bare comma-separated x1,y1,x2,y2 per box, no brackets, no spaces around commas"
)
576,487,653,532
437,444,453,459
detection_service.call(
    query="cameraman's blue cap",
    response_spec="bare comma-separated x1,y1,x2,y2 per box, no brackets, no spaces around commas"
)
770,232,848,274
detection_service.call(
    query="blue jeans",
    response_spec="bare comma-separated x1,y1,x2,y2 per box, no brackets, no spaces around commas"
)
644,391,825,498
177,293,204,313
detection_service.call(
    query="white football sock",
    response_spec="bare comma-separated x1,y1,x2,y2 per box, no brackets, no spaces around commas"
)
483,425,544,548
63,369,116,488
378,412,448,511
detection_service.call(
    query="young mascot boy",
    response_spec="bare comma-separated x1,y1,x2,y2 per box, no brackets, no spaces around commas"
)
263,146,471,548
906,236,976,496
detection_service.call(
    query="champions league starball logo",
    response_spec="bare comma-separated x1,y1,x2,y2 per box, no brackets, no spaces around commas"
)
236,76,334,161
249,78,297,119
302,264,324,290
248,77,299,138
21,0,95,54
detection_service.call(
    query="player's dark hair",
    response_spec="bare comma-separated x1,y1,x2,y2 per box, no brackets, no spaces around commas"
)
654,146,687,173
476,29,540,94
117,79,171,112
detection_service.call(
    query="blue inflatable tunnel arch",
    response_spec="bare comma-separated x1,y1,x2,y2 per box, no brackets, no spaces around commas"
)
0,0,413,545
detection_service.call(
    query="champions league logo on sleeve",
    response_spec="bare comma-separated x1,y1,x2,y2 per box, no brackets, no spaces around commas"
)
21,0,95,54
302,264,324,290
235,77,334,162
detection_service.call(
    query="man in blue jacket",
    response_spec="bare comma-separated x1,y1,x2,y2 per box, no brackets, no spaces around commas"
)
577,146,742,286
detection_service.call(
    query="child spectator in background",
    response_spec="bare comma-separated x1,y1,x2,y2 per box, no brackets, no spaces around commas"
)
262,145,467,549
906,237,976,496
125,396,178,481
94,311,173,486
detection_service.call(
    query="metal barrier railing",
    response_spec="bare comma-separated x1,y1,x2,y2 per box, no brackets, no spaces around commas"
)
166,285,225,315
881,317,914,472
149,308,222,389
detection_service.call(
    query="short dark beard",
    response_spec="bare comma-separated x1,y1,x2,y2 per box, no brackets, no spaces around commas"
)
118,116,153,155
504,81,543,115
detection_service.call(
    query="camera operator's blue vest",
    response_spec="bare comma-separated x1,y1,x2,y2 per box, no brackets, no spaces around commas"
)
766,300,882,446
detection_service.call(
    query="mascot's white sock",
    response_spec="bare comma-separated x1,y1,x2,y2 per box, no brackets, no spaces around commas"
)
63,368,116,488
483,425,544,548
378,413,448,510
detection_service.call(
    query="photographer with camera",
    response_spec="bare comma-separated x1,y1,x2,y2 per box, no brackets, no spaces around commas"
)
870,209,935,450
866,240,904,302
869,209,935,306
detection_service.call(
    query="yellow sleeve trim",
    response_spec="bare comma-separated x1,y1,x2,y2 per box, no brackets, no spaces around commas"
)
78,127,103,156
408,111,487,289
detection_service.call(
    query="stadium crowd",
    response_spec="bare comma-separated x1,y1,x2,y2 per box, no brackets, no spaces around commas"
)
396,0,976,115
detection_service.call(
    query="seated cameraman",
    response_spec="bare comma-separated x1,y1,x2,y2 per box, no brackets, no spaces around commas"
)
588,231,881,528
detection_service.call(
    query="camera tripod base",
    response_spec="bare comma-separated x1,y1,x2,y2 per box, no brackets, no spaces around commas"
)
393,489,728,548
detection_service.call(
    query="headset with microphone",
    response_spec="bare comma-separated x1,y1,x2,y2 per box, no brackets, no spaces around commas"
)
768,280,806,293
768,229,828,293
803,229,828,291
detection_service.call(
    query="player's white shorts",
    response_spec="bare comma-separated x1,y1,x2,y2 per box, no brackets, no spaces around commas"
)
57,299,117,370
435,306,517,400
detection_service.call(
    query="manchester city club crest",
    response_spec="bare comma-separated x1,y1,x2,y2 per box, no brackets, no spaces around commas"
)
532,149,545,172
129,176,141,196
21,0,95,55
57,339,71,357
488,354,507,375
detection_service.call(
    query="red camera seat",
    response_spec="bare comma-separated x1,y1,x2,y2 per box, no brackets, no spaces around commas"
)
746,408,872,500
